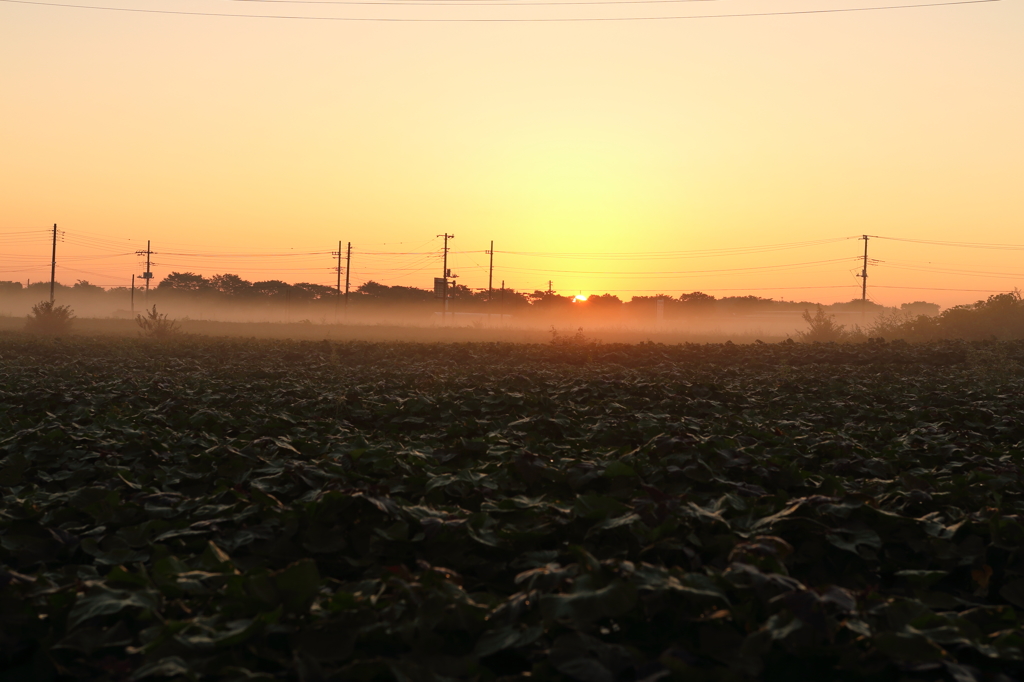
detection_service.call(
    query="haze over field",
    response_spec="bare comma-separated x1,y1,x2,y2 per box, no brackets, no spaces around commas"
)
2,0,1022,311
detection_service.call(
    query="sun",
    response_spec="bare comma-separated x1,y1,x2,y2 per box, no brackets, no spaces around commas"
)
574,294,589,302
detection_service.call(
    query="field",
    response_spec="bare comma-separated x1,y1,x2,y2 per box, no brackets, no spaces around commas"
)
0,314,796,345
2,335,1023,681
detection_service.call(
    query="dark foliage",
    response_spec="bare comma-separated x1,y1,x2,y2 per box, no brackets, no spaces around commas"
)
24,300,75,335
135,305,180,339
1,337,1022,681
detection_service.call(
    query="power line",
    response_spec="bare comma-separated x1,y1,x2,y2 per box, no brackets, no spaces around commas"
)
877,262,1024,280
873,235,1024,251
158,251,332,258
872,285,1011,292
493,256,859,276
0,0,1000,22
494,237,859,259
234,0,735,7
237,0,722,5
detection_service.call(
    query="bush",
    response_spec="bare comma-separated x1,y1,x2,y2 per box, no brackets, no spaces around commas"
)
550,326,597,346
865,290,1024,342
797,306,847,343
25,300,75,335
136,305,180,339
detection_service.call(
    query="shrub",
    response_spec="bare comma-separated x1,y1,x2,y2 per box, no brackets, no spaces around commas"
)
797,306,847,343
550,326,596,346
136,305,180,339
864,290,1024,342
868,308,914,339
25,300,75,335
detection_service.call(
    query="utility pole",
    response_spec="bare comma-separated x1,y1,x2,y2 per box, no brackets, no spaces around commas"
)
858,235,869,305
335,241,342,298
345,242,351,318
136,241,154,302
131,274,135,315
487,240,494,302
437,233,455,323
487,240,494,324
49,224,57,303
547,280,553,295
332,241,342,317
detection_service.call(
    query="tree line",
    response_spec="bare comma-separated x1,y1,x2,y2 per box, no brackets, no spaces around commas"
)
1,272,944,319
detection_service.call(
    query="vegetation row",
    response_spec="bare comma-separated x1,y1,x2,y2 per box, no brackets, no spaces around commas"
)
1,336,1023,681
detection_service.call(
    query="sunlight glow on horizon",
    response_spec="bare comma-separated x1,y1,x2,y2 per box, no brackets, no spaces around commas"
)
1,0,1022,308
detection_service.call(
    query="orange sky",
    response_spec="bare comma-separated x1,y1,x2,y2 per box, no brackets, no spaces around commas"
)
1,0,1022,307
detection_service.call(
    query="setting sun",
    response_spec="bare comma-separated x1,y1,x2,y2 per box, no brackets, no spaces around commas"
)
574,295,589,302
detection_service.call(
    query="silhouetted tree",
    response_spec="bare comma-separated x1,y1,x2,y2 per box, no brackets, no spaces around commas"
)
492,286,531,309
293,283,337,300
679,291,715,305
26,281,69,296
900,301,940,317
72,280,105,294
624,295,674,318
829,298,886,312
717,295,775,314
447,283,477,302
210,273,252,297
583,293,623,308
529,289,572,309
158,272,211,292
251,280,293,298
356,281,434,304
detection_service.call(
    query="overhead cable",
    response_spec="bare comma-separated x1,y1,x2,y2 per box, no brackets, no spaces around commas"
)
0,0,1001,22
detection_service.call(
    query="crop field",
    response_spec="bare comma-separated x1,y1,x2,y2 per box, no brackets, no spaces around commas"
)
0,315,790,346
2,335,1024,682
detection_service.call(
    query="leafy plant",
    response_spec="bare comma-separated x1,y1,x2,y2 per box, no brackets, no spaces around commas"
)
135,304,180,338
797,305,847,343
1,336,1022,681
550,326,596,346
24,299,75,335
858,290,1024,342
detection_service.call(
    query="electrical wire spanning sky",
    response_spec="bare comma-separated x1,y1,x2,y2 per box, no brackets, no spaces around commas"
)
2,229,1023,305
1,0,1021,307
0,0,1002,22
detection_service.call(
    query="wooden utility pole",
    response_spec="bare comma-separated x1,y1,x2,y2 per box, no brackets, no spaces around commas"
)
336,241,342,298
859,235,869,305
345,242,351,307
333,240,342,317
487,240,494,302
136,241,154,301
437,233,454,323
49,224,57,302
131,274,135,314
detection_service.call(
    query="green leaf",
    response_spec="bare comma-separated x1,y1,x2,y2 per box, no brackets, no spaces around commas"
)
602,461,637,478
132,656,192,679
541,580,636,627
274,559,321,614
574,494,629,520
475,624,544,658
67,585,161,630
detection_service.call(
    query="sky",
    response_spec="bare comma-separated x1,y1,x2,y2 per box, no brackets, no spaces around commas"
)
1,0,1022,307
